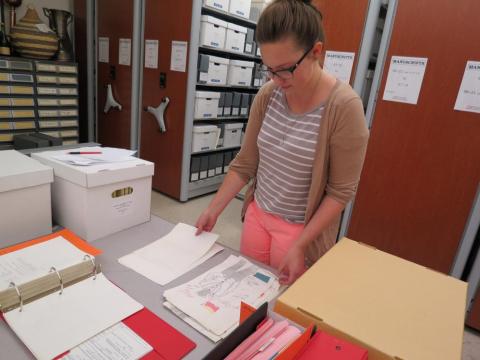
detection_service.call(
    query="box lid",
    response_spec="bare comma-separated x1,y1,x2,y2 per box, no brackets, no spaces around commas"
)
195,91,221,99
200,15,228,28
227,22,248,33
0,150,53,193
208,55,230,65
224,123,244,130
31,147,154,189
193,125,219,133
230,59,255,68
275,238,467,360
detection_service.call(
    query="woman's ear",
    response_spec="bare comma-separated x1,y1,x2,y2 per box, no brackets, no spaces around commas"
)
312,41,324,58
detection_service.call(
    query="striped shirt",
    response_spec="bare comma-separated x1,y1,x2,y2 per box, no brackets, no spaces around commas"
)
255,88,324,223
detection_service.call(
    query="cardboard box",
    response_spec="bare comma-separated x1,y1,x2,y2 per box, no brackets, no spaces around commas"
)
194,91,221,119
192,124,220,153
228,0,251,19
32,147,154,242
227,60,254,86
198,55,230,86
274,238,467,360
223,122,243,147
203,0,230,12
0,150,53,247
200,15,228,49
225,23,247,53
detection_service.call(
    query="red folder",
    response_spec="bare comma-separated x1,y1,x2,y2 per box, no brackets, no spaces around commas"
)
123,308,196,360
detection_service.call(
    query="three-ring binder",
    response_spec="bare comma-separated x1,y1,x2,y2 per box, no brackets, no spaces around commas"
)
9,282,23,312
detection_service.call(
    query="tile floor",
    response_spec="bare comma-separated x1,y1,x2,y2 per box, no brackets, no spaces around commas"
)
150,190,480,359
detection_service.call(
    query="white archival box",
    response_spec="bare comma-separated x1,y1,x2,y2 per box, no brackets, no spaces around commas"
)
0,150,53,248
203,0,230,11
225,23,247,53
227,59,254,86
200,15,228,49
201,55,230,85
229,0,252,19
32,147,154,242
195,91,221,119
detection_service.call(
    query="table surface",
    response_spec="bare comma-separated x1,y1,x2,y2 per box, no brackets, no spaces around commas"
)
0,215,264,360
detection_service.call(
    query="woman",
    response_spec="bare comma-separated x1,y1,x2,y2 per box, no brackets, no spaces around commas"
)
196,0,369,284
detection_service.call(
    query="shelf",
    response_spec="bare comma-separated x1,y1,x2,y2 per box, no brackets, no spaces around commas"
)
196,83,260,91
192,145,240,155
199,46,261,62
194,116,248,122
188,174,225,198
202,5,257,28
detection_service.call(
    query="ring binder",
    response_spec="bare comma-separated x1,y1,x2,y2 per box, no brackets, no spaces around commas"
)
50,266,64,295
83,254,98,280
9,282,23,312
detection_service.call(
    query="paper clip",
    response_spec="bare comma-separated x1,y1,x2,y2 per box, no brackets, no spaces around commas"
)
83,254,99,280
9,282,23,312
50,266,63,295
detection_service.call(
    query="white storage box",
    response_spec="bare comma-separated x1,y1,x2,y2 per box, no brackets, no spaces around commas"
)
227,60,254,86
31,147,154,242
229,0,251,19
223,122,244,147
195,91,221,119
0,150,53,247
192,125,220,153
203,0,230,11
199,55,230,85
225,23,247,53
200,15,228,49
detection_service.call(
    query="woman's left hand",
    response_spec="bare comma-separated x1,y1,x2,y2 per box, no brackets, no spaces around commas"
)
278,244,306,285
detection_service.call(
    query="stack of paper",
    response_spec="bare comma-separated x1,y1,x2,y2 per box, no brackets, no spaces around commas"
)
164,255,280,342
53,147,137,166
118,223,224,286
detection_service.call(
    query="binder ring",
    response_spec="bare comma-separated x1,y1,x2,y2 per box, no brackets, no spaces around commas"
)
83,254,98,280
9,282,23,312
49,266,63,295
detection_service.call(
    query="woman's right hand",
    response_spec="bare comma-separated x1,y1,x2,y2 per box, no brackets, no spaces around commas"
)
195,208,218,235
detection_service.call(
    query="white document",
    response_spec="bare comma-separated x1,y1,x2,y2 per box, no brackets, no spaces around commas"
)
119,38,132,66
4,273,143,360
52,147,137,166
164,255,279,336
383,56,428,105
170,41,188,72
118,223,222,285
145,40,159,69
454,60,480,114
63,322,152,360
323,51,355,84
98,37,109,63
0,236,89,289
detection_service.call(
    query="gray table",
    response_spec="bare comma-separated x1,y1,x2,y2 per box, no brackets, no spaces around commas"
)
0,215,262,359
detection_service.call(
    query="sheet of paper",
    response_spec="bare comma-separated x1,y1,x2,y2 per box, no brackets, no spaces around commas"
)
4,273,143,360
98,37,109,63
170,41,188,72
164,255,279,336
63,322,152,360
119,243,224,286
52,147,137,166
382,56,428,105
119,38,132,66
0,236,89,289
454,60,480,114
323,51,355,84
145,40,159,69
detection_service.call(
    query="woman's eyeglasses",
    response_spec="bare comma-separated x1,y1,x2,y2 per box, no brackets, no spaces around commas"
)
259,45,314,80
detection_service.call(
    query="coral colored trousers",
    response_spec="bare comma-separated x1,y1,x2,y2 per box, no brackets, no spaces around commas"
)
240,199,305,269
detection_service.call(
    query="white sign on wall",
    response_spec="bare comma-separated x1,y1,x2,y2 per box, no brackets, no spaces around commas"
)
98,37,109,63
323,51,355,84
383,56,428,105
118,38,131,66
145,40,159,69
454,60,480,114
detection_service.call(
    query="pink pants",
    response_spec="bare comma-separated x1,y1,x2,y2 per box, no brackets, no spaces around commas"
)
240,200,305,269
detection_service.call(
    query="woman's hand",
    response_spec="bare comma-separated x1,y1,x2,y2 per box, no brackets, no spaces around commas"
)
195,208,218,235
278,243,306,285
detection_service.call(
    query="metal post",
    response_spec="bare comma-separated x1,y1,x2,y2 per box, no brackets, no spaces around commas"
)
86,0,96,142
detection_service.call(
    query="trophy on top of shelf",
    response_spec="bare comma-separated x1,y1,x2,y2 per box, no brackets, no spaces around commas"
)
43,8,73,61
0,0,11,55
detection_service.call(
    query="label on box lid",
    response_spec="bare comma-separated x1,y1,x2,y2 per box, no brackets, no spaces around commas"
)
31,147,154,189
0,150,53,193
227,22,248,33
200,15,228,28
195,91,221,99
229,59,254,68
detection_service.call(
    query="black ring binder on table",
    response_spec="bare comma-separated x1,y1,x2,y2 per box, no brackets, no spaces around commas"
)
0,257,101,313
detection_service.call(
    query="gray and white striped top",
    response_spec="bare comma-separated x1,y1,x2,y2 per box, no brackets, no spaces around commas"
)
255,88,324,223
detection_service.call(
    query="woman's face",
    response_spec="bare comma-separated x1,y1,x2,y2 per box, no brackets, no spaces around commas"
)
259,36,322,93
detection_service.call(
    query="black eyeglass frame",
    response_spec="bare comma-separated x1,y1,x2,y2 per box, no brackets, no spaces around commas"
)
259,44,315,80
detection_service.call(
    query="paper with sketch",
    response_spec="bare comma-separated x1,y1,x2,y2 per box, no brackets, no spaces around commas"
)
454,60,480,114
118,223,223,285
0,236,89,289
63,322,152,360
53,147,137,166
164,255,279,336
4,273,143,360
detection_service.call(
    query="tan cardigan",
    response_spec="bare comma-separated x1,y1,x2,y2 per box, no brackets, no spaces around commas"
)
229,80,369,264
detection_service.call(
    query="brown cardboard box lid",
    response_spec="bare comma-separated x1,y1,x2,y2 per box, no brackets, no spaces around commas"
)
274,238,467,360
